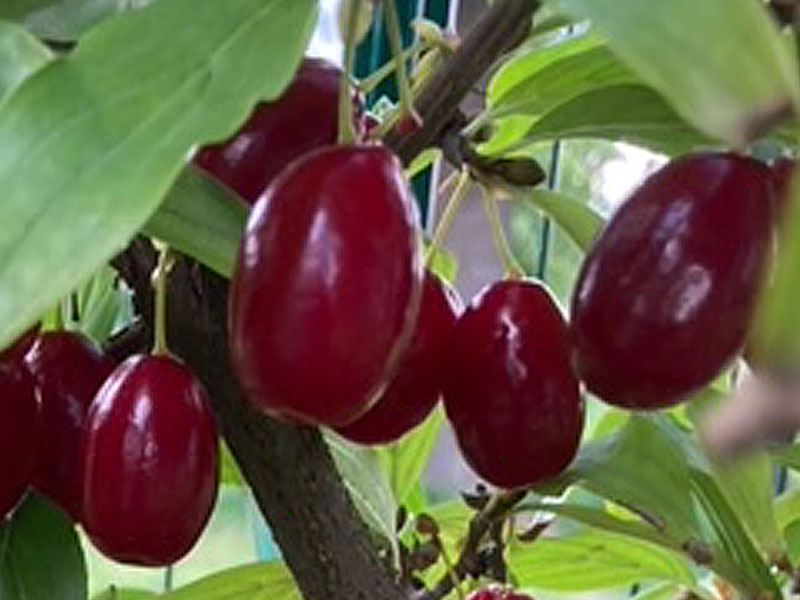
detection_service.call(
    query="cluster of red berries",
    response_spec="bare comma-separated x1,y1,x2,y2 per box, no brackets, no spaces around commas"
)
195,58,583,489
199,58,782,492
0,330,219,567
0,57,784,578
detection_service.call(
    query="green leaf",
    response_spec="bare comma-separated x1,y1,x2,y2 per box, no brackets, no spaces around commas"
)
325,432,398,558
220,441,242,486
751,178,800,368
406,147,441,180
508,528,695,591
711,454,783,560
0,0,153,41
517,500,680,552
0,493,87,600
91,589,157,600
519,189,604,253
547,0,800,146
785,520,800,566
508,84,715,156
690,470,780,598
143,167,248,278
376,406,444,506
426,500,472,542
528,13,574,39
561,415,701,543
771,444,800,474
629,582,684,600
775,490,800,532
69,264,133,343
0,0,319,350
412,500,472,587
488,33,635,116
424,244,458,284
161,562,300,599
0,20,51,102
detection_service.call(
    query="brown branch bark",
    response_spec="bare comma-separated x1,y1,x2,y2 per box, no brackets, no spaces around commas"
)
384,0,540,165
114,239,406,600
109,2,544,599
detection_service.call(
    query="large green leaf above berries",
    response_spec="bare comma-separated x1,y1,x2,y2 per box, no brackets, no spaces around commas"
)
545,0,800,146
0,0,155,41
0,0,319,351
144,167,248,278
0,20,51,100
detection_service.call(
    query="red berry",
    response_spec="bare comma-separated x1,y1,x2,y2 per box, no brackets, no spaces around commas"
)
81,355,219,566
336,272,461,444
466,586,535,600
194,57,360,204
0,326,39,366
769,156,797,218
0,363,39,519
229,145,422,427
394,111,423,136
24,331,115,520
571,153,773,409
442,280,582,489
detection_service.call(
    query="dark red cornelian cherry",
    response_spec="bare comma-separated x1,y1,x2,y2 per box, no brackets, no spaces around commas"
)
81,355,219,566
442,280,582,489
770,156,798,218
0,360,39,519
24,331,115,521
394,111,423,136
336,272,461,445
229,145,422,427
194,57,358,204
0,326,38,365
571,153,774,409
466,586,535,600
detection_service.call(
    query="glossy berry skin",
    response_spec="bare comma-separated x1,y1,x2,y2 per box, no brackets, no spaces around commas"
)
81,355,219,566
466,586,535,600
194,57,356,204
24,331,115,521
442,280,582,489
0,363,39,519
336,272,461,445
571,153,773,409
770,157,797,218
229,145,422,427
0,326,38,365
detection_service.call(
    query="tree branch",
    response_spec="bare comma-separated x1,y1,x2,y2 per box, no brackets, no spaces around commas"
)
112,239,406,600
384,0,540,164
417,490,527,600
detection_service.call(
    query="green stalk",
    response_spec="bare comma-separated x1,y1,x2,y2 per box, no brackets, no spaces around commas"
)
425,168,471,268
384,0,418,125
481,186,525,278
151,241,174,356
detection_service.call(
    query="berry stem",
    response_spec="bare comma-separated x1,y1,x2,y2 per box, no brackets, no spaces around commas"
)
481,186,525,279
357,41,428,95
425,167,471,268
151,241,174,356
338,0,365,145
436,535,465,600
384,0,419,124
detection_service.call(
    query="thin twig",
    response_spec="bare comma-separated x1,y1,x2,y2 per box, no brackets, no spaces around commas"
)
417,490,526,600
